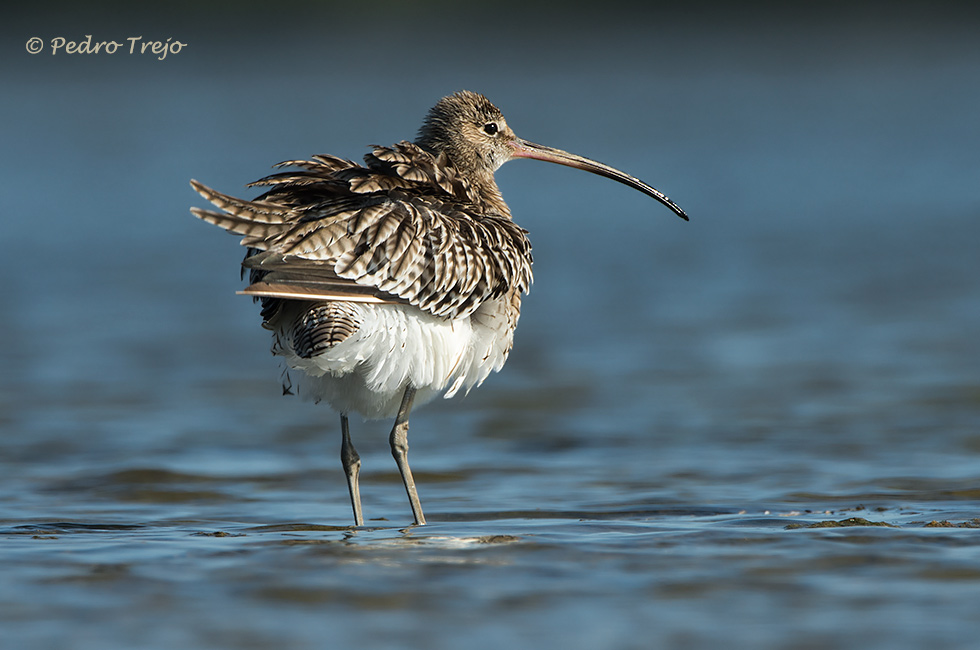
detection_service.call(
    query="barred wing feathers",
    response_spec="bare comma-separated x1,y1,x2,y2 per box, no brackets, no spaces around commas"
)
190,143,533,320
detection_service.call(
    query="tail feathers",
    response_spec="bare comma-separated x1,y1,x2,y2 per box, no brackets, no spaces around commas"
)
190,206,277,246
190,179,287,225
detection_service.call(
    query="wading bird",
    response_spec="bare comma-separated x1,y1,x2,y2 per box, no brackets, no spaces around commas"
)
191,90,687,526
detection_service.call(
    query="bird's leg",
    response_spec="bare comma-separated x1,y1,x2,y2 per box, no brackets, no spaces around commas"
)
389,386,426,525
340,414,364,526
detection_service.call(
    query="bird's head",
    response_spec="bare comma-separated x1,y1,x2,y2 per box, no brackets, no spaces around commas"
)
416,90,688,221
416,90,518,174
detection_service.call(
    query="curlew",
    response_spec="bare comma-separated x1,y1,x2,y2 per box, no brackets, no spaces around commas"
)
190,90,687,526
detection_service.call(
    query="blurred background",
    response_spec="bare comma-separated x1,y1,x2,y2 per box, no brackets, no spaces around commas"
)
2,2,979,649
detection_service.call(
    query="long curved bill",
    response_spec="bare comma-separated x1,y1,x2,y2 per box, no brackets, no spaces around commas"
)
509,139,689,221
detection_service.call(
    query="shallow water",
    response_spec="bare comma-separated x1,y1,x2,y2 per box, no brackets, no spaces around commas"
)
4,4,980,649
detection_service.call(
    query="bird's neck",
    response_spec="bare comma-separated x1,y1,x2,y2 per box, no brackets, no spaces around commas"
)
416,138,513,219
470,174,511,219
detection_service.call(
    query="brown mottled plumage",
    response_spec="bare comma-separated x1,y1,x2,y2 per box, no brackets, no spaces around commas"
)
191,90,687,527
190,141,532,321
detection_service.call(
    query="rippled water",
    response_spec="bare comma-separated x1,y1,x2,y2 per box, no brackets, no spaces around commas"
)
4,4,980,649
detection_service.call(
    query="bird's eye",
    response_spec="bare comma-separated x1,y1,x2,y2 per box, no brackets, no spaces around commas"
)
483,122,498,135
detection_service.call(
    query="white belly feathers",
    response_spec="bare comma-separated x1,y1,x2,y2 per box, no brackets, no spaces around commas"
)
275,295,519,419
